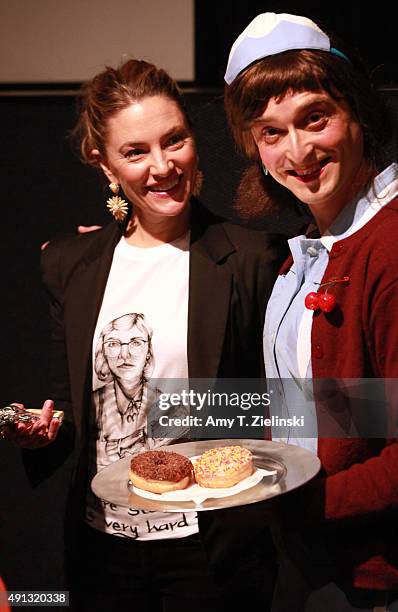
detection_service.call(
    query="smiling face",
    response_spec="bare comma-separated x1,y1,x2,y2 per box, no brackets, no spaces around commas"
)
251,90,366,231
98,95,197,226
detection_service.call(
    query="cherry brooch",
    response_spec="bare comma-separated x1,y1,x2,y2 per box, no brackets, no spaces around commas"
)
304,276,350,313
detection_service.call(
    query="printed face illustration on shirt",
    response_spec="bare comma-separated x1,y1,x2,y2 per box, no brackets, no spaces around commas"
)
95,313,153,396
103,327,150,389
92,311,188,468
93,313,154,461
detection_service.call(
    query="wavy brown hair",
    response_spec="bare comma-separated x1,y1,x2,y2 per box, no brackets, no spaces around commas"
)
72,59,192,166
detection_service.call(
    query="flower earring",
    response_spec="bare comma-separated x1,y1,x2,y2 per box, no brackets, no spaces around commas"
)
106,183,128,221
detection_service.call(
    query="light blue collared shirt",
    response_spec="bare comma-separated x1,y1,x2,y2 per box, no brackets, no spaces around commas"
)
263,163,398,454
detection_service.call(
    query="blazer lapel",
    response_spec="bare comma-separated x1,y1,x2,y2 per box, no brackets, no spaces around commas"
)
65,223,123,431
188,207,235,378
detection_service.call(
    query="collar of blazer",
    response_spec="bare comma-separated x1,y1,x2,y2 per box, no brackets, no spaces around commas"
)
61,199,237,431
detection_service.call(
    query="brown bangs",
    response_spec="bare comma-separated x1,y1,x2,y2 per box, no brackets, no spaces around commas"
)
240,51,328,121
224,48,392,167
225,50,343,159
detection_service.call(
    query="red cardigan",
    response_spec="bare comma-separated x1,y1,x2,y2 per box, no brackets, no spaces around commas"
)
279,197,398,590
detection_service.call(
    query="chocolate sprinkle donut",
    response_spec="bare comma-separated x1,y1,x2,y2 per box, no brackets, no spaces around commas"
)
130,450,193,482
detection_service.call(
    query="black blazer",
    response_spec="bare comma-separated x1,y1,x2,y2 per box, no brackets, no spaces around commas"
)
24,203,287,517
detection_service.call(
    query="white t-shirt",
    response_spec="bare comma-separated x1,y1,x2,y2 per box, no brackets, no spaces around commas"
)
85,232,198,540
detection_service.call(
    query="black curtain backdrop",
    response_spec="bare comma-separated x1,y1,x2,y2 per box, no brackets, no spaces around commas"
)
195,1,397,88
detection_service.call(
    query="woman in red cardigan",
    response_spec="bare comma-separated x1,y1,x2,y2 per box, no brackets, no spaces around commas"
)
224,12,398,612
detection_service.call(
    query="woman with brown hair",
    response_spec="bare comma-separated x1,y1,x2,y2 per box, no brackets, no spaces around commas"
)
3,59,283,610
223,12,398,612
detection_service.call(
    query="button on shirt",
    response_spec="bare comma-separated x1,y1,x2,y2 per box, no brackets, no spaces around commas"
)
263,163,398,454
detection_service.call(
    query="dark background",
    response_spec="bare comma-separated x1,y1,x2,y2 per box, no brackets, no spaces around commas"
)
195,0,398,88
1,1,398,598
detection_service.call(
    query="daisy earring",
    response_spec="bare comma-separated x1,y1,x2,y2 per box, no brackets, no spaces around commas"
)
106,183,129,221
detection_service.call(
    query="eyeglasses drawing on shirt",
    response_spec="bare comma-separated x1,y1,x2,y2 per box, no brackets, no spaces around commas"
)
103,337,148,357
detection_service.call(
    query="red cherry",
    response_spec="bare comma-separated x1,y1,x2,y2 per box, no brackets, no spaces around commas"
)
318,293,336,312
304,292,319,310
